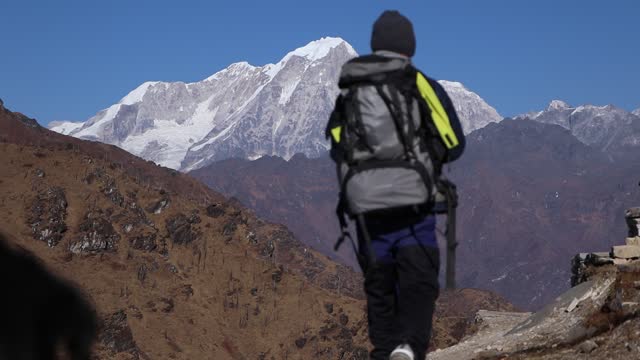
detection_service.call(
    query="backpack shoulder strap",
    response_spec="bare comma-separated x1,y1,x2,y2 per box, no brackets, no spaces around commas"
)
326,94,344,143
415,72,460,150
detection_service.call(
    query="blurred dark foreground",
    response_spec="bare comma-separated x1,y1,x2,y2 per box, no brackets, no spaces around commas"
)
0,233,96,360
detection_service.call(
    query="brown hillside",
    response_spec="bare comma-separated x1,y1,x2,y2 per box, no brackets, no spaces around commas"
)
0,101,368,359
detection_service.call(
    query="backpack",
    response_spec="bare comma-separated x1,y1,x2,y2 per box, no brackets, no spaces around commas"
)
326,55,460,283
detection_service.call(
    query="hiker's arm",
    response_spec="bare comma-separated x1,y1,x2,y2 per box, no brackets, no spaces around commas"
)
428,78,466,163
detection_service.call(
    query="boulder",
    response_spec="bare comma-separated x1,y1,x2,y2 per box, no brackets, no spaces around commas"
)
611,245,640,260
27,187,68,247
98,310,140,356
577,339,598,353
165,213,201,245
147,197,170,214
70,210,120,253
129,233,157,252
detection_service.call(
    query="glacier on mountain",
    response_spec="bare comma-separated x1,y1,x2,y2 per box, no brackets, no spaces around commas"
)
50,37,502,171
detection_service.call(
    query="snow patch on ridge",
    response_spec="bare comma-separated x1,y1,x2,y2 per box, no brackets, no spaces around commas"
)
49,121,84,135
74,104,123,138
120,82,160,105
548,100,571,111
205,62,257,82
190,121,238,153
279,75,302,106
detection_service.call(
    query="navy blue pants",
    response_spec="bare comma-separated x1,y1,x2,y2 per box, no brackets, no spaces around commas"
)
358,215,440,360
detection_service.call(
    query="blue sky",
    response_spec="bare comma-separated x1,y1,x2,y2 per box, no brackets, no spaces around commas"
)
0,0,638,125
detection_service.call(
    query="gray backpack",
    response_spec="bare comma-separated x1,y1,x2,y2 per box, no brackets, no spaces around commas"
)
327,56,440,217
327,55,459,275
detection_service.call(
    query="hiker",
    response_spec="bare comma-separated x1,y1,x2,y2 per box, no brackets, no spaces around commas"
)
326,10,465,360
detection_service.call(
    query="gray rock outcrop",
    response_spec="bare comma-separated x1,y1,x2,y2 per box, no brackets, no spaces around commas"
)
430,207,640,360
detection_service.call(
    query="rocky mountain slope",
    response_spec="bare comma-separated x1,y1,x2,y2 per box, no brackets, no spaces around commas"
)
189,154,350,266
192,119,640,310
1,100,370,359
515,100,640,155
1,101,515,358
49,38,502,171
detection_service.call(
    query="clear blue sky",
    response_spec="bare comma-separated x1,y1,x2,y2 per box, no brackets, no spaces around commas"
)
1,0,638,125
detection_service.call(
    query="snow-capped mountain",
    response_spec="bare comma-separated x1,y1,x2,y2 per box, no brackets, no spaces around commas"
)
633,108,640,117
438,81,502,133
515,100,640,152
50,37,502,171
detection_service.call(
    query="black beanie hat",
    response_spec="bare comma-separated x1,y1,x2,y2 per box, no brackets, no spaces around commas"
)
371,10,416,57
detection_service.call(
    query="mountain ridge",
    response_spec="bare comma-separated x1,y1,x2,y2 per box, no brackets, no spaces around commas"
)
49,37,502,171
514,100,640,154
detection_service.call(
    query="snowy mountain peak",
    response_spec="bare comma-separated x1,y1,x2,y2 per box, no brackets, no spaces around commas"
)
261,37,357,79
119,81,160,105
548,100,571,111
439,80,466,90
226,61,256,72
284,37,356,62
633,108,640,117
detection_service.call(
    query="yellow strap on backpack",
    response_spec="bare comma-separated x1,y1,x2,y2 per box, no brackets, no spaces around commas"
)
330,126,342,143
415,72,459,149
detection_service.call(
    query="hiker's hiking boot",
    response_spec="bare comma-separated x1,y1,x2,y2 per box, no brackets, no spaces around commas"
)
390,344,414,360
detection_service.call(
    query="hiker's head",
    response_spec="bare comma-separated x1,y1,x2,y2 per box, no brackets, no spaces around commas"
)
371,10,416,58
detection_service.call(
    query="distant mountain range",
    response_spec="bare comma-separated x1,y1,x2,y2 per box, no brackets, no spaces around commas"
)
49,37,502,171
514,100,640,156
